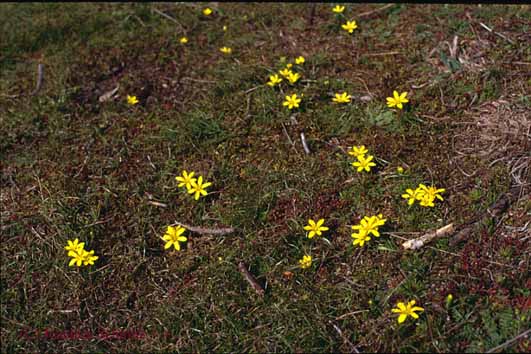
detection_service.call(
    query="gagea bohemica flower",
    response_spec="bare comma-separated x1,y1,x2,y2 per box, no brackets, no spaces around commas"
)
287,71,301,84
176,170,197,190
299,255,312,269
180,37,188,44
188,175,212,200
348,145,368,158
304,218,329,239
65,239,98,267
283,93,302,110
279,67,293,78
295,56,305,65
267,74,283,87
386,90,409,110
220,46,232,54
342,20,358,33
351,214,386,247
127,95,139,105
162,225,187,251
352,154,376,172
332,5,345,13
402,184,444,207
332,92,351,103
203,8,212,16
391,300,424,324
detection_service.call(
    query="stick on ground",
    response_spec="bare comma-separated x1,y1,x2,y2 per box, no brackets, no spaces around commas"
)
173,221,235,235
402,223,455,250
238,262,265,297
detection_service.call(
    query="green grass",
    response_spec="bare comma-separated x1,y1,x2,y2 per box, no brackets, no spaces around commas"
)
1,3,530,353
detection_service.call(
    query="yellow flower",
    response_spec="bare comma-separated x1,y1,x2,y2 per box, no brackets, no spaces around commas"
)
162,225,187,251
352,232,371,247
446,294,454,308
295,56,305,65
82,250,99,266
287,71,301,84
188,175,212,200
175,170,197,190
303,218,329,239
418,184,445,207
386,90,409,109
397,166,404,174
180,37,188,44
279,68,293,78
351,154,376,172
223,25,228,31
283,93,302,110
220,46,232,54
332,5,345,13
286,63,293,69
348,145,368,158
391,300,424,324
127,95,139,105
65,239,85,253
332,92,351,103
299,255,312,269
401,188,423,205
342,20,358,33
203,8,212,16
68,250,86,267
351,215,385,238
267,74,283,87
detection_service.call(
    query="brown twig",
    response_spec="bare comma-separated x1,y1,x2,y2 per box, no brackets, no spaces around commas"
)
238,262,265,297
172,221,235,235
357,4,394,19
486,328,530,353
300,131,311,154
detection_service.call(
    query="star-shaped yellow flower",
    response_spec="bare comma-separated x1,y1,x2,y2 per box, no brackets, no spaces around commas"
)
418,184,445,207
162,225,187,251
391,300,424,324
332,92,351,103
220,46,232,54
127,95,139,105
267,74,283,87
180,37,188,44
299,255,312,269
279,68,293,78
188,175,212,200
348,145,368,158
203,8,212,16
401,187,423,205
65,239,85,253
295,56,305,65
283,93,302,110
351,154,376,172
342,20,358,33
351,215,385,238
332,5,345,13
287,71,301,84
175,170,197,190
352,232,371,247
386,90,409,109
81,250,99,266
303,218,329,239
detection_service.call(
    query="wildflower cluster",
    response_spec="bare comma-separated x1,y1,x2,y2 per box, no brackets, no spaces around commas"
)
298,218,329,270
64,239,99,267
176,170,212,200
348,145,376,173
402,184,445,207
351,214,386,247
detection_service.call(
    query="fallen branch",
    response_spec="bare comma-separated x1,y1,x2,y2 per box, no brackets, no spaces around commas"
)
486,328,530,353
148,201,167,208
357,4,394,19
30,63,44,96
238,262,265,297
172,221,235,235
479,22,514,44
300,131,311,154
98,84,119,102
402,223,455,250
